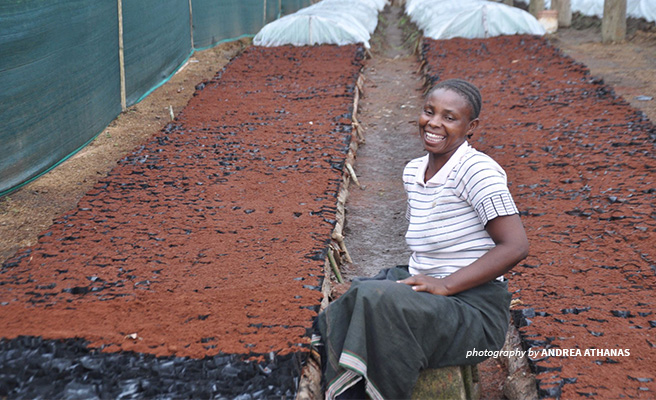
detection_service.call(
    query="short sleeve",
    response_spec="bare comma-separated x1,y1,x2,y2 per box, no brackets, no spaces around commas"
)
458,155,519,226
475,193,518,226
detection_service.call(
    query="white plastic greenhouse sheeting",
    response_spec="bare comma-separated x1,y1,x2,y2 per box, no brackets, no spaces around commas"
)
407,0,486,32
298,0,379,33
407,0,546,40
253,0,387,48
629,0,656,22
336,0,387,12
253,13,371,47
515,0,655,22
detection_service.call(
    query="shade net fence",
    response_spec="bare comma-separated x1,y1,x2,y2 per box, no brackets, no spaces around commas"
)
0,0,311,196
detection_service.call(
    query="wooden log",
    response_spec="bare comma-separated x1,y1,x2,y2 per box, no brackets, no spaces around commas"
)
551,0,572,27
499,323,539,400
412,365,481,400
601,0,627,43
528,0,545,17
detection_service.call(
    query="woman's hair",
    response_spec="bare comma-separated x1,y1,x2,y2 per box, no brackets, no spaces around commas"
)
428,79,482,121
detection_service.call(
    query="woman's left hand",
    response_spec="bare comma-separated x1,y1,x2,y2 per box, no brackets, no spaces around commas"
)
398,274,449,296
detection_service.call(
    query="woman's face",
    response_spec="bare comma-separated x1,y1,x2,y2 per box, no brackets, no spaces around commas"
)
419,88,478,159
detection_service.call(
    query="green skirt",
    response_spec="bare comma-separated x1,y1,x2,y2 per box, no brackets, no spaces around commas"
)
312,267,511,400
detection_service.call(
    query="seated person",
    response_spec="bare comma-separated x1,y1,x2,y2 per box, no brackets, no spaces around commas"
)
313,79,529,400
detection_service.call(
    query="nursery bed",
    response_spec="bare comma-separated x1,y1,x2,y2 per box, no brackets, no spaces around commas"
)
0,44,364,398
421,35,655,399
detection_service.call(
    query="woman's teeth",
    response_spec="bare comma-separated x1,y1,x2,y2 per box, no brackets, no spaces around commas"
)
425,132,444,142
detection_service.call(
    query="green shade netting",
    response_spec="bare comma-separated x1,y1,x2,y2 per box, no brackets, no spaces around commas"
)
280,0,313,16
0,0,121,195
0,0,315,196
192,0,266,49
123,0,192,106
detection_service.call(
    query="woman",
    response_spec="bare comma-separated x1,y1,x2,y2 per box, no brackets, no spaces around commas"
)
313,79,529,400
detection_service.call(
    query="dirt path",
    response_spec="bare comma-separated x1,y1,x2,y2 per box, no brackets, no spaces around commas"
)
343,6,420,279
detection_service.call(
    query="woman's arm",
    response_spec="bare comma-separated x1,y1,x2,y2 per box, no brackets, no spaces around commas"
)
398,213,529,296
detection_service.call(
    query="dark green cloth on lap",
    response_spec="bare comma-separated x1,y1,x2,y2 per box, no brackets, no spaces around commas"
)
314,266,511,400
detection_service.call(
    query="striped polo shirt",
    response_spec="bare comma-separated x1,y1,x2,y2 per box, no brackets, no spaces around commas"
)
403,142,519,278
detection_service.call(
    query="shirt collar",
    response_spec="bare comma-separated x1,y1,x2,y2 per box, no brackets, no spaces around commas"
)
415,141,470,187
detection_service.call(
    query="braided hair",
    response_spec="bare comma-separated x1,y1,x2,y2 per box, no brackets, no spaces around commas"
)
428,79,482,121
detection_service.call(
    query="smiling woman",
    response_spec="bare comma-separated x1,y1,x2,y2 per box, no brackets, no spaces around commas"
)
312,79,529,400
402,80,527,292
419,79,482,181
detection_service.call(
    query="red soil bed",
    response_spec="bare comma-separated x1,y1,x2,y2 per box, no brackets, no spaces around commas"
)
0,45,363,360
422,35,655,398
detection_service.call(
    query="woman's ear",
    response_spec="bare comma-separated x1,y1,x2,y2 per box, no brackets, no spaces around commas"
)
466,118,479,138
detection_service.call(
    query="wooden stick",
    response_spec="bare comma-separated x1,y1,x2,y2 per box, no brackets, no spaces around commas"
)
345,162,362,189
188,0,194,49
327,247,343,284
117,0,126,111
416,59,426,74
332,231,353,263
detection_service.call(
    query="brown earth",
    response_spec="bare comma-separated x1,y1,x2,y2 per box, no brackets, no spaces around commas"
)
0,45,363,359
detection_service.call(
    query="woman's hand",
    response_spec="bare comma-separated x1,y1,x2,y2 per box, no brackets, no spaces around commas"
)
398,274,449,296
398,214,529,297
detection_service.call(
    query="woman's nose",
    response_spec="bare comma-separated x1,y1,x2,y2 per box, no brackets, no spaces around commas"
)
427,114,441,127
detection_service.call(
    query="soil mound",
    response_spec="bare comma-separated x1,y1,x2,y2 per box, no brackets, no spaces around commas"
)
0,45,364,398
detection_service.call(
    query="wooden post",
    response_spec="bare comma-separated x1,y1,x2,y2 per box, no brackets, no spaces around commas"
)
602,0,627,43
412,365,481,400
529,0,545,18
188,0,194,49
551,0,572,28
117,0,126,111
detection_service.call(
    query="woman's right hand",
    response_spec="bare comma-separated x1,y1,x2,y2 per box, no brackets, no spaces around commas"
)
397,274,450,296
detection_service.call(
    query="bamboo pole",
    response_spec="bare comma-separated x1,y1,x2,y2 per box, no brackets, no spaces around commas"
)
345,162,363,189
117,0,126,111
327,247,343,284
189,0,194,49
